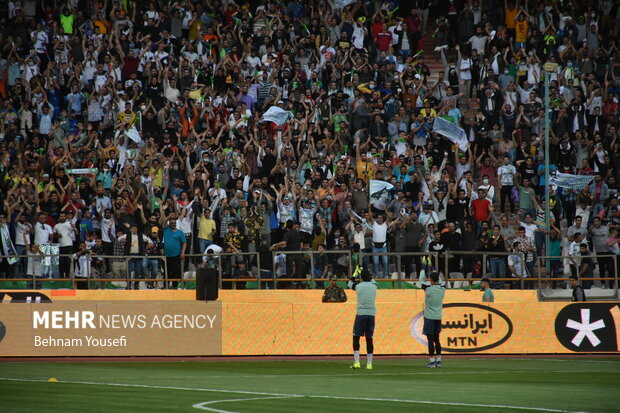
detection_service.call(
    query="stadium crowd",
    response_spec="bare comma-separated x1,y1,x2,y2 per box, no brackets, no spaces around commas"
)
0,0,619,289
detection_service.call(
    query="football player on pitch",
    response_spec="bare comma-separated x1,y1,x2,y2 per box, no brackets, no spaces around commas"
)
351,269,377,370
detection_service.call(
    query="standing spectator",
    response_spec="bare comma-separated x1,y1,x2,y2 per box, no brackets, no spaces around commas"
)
54,212,76,279
161,213,186,289
402,212,426,279
488,225,507,286
578,243,595,289
72,242,93,290
369,211,392,278
110,228,127,286
590,175,609,217
143,227,162,289
497,156,517,215
548,227,564,289
271,220,301,285
118,223,152,289
508,241,527,289
440,221,462,276
589,217,612,288
470,188,492,233
515,226,536,280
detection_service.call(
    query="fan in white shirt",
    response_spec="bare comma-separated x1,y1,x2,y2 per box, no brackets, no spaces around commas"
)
54,220,76,248
34,216,54,245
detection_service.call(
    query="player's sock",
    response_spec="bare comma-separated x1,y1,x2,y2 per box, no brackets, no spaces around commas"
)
354,351,360,364
436,356,441,362
367,353,373,365
429,357,435,363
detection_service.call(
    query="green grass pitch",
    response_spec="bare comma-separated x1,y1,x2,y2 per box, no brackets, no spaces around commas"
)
0,358,618,412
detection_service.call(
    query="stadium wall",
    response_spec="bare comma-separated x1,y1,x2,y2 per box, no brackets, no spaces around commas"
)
0,290,618,355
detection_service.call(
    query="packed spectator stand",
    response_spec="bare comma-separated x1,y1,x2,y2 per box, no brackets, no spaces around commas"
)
0,0,618,291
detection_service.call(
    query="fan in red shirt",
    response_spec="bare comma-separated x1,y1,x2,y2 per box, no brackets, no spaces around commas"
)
470,188,493,224
374,23,393,53
64,189,86,216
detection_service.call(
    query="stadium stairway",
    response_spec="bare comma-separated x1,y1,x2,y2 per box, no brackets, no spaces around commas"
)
421,28,442,85
421,29,479,124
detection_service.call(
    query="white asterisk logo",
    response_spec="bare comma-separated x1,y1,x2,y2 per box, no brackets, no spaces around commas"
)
566,309,605,347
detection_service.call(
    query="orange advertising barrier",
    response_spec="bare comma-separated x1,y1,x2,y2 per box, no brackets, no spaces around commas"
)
0,290,618,356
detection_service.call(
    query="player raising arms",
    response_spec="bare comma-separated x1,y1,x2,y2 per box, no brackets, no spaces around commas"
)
423,271,445,368
351,268,377,370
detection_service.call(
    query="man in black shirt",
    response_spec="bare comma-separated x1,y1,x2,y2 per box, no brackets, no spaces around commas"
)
428,230,446,276
569,275,586,301
518,157,537,185
270,220,302,285
488,225,507,288
403,212,426,278
451,189,470,230
578,243,594,289
440,222,462,275
404,171,421,201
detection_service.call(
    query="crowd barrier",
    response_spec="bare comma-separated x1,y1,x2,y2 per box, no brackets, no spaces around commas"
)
0,251,617,292
0,290,618,356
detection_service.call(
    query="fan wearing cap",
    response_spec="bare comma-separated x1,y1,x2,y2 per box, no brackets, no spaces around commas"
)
419,202,439,228
143,227,163,289
351,16,368,50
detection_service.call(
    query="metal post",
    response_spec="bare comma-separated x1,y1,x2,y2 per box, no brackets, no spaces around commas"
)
397,254,402,289
125,257,130,290
310,251,315,289
272,251,277,290
70,255,76,289
163,256,168,289
521,252,526,289
444,251,450,288
482,253,487,278
347,250,352,278
217,256,223,289
614,255,619,299
256,252,262,290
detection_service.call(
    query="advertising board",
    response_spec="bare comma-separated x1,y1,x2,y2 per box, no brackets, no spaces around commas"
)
0,290,618,356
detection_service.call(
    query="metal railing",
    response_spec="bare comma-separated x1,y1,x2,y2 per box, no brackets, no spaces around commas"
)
0,250,616,292
269,249,352,289
0,253,169,289
184,252,261,289
442,250,529,289
535,254,619,295
357,251,439,288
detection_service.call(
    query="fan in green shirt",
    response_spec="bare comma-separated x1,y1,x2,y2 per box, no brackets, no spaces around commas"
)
60,9,76,35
